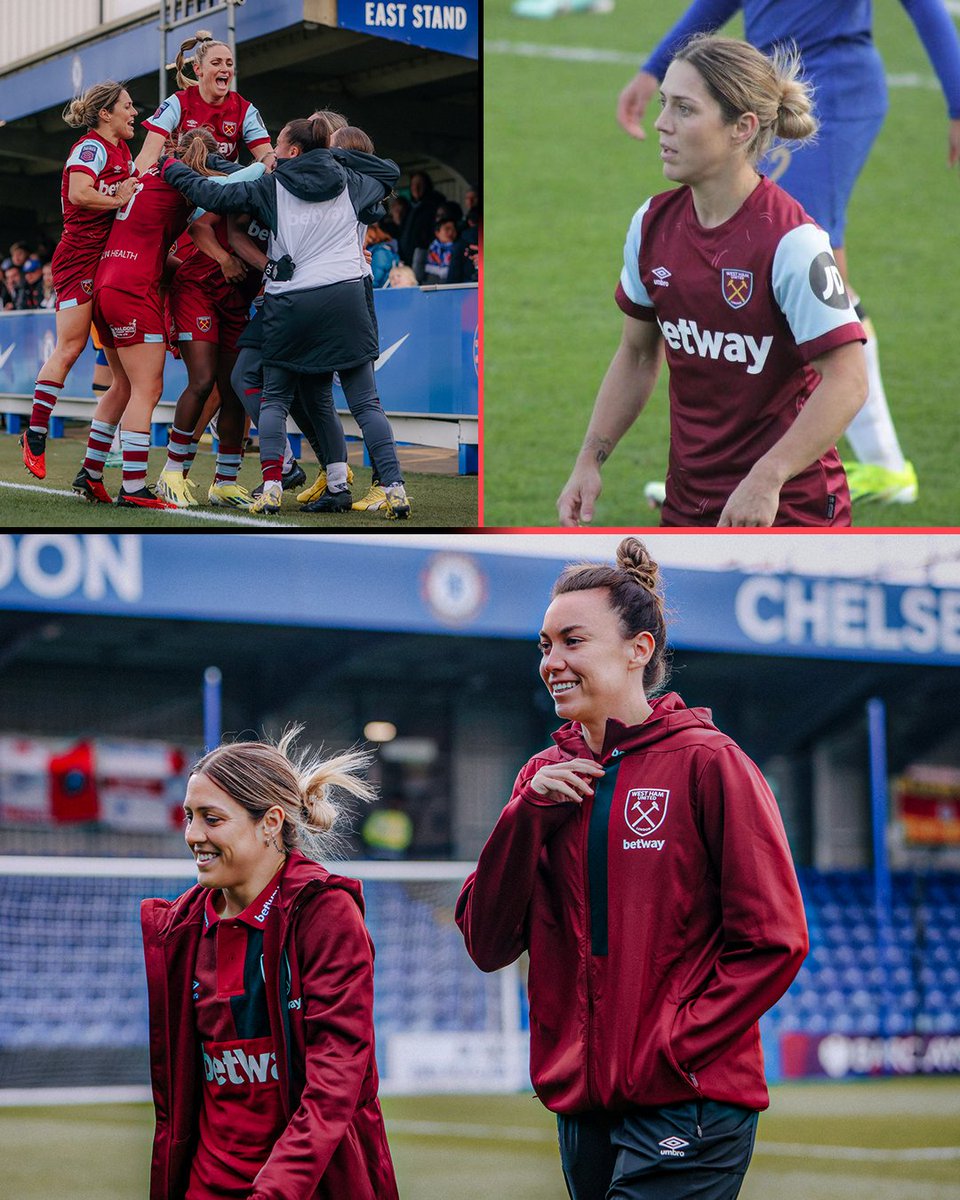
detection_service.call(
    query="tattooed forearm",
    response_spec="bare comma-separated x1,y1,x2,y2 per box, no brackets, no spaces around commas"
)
584,435,613,466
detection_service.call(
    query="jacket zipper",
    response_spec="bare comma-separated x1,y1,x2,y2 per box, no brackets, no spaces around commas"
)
582,794,595,1109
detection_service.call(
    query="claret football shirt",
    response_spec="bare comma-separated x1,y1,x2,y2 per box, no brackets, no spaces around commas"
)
186,871,287,1200
143,89,270,162
59,132,135,248
616,175,865,526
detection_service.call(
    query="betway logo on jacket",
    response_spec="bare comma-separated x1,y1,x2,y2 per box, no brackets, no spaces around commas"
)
202,1044,279,1087
657,317,773,375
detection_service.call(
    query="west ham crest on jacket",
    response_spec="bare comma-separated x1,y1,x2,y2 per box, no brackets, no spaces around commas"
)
722,268,753,309
624,788,670,836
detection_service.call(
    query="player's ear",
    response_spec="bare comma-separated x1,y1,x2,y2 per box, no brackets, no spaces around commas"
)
627,630,656,673
732,111,759,146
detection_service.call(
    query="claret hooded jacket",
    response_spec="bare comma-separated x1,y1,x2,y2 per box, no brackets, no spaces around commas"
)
141,851,398,1200
456,691,808,1115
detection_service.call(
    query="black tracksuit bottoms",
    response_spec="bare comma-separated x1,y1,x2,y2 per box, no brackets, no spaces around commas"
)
558,1099,758,1200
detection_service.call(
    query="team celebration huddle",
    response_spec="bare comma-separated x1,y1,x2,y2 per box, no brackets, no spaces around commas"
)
20,30,412,519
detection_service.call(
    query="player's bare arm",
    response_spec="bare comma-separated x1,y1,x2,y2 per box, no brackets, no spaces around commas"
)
718,340,868,527
557,316,664,526
68,172,137,211
227,214,268,271
189,213,247,283
134,129,168,177
948,116,960,167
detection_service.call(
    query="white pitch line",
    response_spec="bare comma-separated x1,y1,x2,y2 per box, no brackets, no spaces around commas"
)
757,1141,960,1163
485,40,942,90
387,1119,555,1143
384,1120,960,1162
0,479,299,527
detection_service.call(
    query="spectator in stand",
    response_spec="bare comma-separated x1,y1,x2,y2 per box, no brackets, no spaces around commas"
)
422,215,459,284
365,223,400,288
40,263,57,309
8,241,30,270
381,194,409,242
463,186,480,218
3,265,23,310
17,258,45,310
398,170,446,274
448,204,480,284
385,263,418,288
436,200,463,228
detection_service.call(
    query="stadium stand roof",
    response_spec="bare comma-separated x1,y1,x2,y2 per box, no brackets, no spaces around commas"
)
2,533,960,766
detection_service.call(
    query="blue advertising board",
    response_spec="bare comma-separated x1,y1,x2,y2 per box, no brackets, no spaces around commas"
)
337,0,478,58
1,536,959,668
0,285,478,420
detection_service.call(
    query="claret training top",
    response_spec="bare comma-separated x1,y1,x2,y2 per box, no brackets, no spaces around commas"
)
616,176,866,527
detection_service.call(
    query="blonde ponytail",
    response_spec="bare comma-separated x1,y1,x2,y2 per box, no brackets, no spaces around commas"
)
673,34,818,163
192,725,377,861
174,28,227,90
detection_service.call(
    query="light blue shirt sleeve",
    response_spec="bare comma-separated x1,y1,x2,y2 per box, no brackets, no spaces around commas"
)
189,159,266,221
144,94,182,135
242,103,270,147
65,139,108,175
771,222,859,347
619,199,655,309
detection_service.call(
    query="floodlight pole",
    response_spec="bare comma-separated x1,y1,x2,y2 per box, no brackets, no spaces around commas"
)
867,696,892,1036
203,666,223,753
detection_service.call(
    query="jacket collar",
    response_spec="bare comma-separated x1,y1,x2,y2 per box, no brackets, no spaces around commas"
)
551,690,714,763
149,850,364,943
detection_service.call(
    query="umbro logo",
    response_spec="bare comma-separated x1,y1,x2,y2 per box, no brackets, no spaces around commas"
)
659,1135,689,1157
651,266,672,287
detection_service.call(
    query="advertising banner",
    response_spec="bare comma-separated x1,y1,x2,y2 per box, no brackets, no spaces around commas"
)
0,285,478,420
2,537,960,668
781,1031,960,1079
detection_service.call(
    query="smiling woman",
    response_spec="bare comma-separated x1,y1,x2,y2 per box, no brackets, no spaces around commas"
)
457,535,810,1200
141,726,399,1200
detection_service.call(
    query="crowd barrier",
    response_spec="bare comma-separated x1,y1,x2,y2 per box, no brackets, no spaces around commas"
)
0,284,479,474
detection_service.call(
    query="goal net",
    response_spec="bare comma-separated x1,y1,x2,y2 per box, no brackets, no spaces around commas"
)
0,857,529,1105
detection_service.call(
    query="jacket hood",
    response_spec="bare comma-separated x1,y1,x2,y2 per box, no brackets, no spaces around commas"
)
143,850,364,941
274,148,346,202
552,690,719,761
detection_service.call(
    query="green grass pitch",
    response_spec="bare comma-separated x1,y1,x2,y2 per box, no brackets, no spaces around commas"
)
1,1081,958,1198
483,0,960,527
0,429,478,529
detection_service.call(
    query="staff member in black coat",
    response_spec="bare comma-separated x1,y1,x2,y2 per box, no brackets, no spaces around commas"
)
161,114,410,518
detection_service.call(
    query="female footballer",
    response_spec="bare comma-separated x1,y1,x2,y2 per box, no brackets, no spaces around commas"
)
617,0,960,507
142,727,398,1199
558,35,868,527
456,536,808,1200
21,81,138,480
72,128,231,509
155,166,266,510
136,29,274,175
